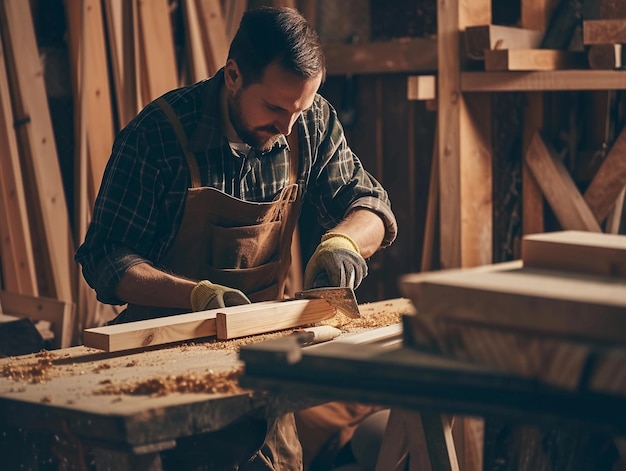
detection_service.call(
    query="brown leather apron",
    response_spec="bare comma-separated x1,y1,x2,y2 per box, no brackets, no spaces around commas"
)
121,98,303,470
121,97,302,322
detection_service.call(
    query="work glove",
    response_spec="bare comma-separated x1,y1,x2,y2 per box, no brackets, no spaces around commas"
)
303,232,368,290
190,280,251,311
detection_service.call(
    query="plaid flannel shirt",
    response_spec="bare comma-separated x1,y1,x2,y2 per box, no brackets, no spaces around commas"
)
75,69,397,305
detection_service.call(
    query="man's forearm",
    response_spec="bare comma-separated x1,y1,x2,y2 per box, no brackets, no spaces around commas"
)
115,262,196,308
329,209,385,258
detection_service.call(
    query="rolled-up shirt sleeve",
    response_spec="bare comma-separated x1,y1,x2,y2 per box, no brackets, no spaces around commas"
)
305,97,398,249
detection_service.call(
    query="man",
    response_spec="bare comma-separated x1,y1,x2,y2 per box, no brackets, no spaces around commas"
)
76,6,397,470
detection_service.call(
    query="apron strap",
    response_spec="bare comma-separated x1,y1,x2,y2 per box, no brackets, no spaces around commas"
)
155,97,202,188
287,123,299,186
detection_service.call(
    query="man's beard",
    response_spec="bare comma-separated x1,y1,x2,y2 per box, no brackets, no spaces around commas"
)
227,89,281,153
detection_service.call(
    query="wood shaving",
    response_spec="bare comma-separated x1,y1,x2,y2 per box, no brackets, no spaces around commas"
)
0,350,58,383
96,366,246,396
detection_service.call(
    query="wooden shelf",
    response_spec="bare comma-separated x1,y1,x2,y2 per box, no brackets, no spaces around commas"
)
461,70,626,91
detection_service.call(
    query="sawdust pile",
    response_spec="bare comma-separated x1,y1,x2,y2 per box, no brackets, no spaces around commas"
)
321,301,407,330
96,366,246,397
0,350,58,383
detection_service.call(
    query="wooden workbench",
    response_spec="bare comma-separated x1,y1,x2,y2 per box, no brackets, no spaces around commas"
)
0,341,268,469
0,298,411,469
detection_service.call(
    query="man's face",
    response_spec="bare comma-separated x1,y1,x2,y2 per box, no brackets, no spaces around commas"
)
224,60,322,153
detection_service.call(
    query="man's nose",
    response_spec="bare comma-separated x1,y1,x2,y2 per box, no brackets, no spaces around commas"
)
276,113,299,136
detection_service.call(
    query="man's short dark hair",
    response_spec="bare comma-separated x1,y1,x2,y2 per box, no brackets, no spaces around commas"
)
228,7,326,86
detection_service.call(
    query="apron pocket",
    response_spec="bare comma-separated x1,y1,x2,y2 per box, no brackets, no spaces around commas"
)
210,220,282,269
205,260,281,294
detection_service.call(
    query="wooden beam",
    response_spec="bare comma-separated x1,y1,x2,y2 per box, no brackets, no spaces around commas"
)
399,260,626,344
522,230,626,278
484,49,587,71
587,44,624,69
462,70,626,92
0,0,75,302
464,25,544,60
0,290,75,349
583,19,626,44
0,36,37,296
583,125,626,223
216,299,335,340
524,132,602,232
324,38,437,76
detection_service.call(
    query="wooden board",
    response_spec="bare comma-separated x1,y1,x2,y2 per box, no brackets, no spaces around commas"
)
524,131,602,232
0,291,74,349
484,49,587,71
583,19,626,44
0,36,37,296
85,299,337,351
522,231,626,278
464,25,544,60
182,0,209,82
195,0,229,77
399,261,626,345
216,299,335,340
136,0,178,105
324,38,437,76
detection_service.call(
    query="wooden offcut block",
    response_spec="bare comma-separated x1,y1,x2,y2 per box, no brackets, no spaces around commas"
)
522,231,626,278
484,49,587,71
587,44,624,69
464,24,544,60
407,75,436,101
216,299,335,340
583,19,626,45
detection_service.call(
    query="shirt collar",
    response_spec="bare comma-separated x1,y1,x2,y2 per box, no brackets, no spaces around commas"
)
188,67,289,156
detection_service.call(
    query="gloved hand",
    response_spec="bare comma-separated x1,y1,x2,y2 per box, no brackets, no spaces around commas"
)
303,232,368,290
190,280,251,311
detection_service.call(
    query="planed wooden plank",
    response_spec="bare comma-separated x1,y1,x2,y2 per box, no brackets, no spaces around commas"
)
0,36,37,296
522,230,626,278
583,19,626,44
195,0,230,77
65,0,115,206
216,299,335,340
462,70,626,91
583,125,626,223
399,261,626,345
587,44,624,69
325,38,437,76
524,132,602,232
223,0,247,41
0,290,75,349
484,49,587,71
464,25,544,60
0,0,75,302
136,0,178,105
103,0,138,127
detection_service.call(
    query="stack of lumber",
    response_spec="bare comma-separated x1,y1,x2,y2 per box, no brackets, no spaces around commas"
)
399,231,626,397
0,0,240,345
464,0,590,71
583,2,626,69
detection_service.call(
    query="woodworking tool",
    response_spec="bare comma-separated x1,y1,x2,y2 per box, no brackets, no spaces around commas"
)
295,270,361,318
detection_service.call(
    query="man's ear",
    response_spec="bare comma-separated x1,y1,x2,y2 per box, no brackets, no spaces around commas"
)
224,59,241,91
